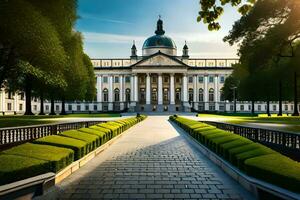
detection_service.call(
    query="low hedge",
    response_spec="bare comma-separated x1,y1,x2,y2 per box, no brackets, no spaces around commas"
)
0,115,147,186
1,143,74,173
32,135,87,160
170,115,300,193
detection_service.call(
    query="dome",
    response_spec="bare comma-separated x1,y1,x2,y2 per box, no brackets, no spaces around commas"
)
142,18,177,56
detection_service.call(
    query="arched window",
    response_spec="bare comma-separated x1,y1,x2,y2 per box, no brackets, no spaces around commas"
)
103,88,108,102
199,88,204,102
163,88,169,101
188,88,193,102
125,88,131,102
209,88,214,102
114,88,120,102
152,88,157,101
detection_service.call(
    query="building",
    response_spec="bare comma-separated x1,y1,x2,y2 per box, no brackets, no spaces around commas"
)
0,18,298,114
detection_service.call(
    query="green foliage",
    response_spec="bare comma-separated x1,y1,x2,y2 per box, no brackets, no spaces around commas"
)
33,135,87,160
83,54,96,101
1,143,74,173
170,116,300,193
0,154,51,185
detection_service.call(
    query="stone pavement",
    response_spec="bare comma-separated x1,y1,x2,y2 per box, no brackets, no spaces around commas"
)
40,116,254,200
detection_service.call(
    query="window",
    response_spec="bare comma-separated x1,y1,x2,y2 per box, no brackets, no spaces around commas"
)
152,76,157,83
164,76,168,83
125,76,130,83
198,76,204,83
103,88,108,102
56,105,59,111
188,76,193,83
176,77,180,83
34,105,37,111
77,105,81,111
7,103,12,111
220,76,225,83
114,88,120,102
273,105,277,111
152,88,157,101
188,88,193,102
240,105,244,111
140,88,145,102
209,88,214,102
45,105,49,111
140,76,145,84
103,76,108,83
163,88,169,101
94,105,97,110
125,88,131,102
175,88,181,102
85,105,89,111
68,105,72,111
114,76,119,83
7,92,13,99
209,76,214,83
258,105,261,111
199,89,204,102
248,105,251,111
19,104,23,111
284,105,288,111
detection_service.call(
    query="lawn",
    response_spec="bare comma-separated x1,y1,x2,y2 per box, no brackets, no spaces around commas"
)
197,114,300,133
0,113,121,128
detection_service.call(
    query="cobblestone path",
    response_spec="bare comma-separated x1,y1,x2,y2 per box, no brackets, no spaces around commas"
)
43,116,254,200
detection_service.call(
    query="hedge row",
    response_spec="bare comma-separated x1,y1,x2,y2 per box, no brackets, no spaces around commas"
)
170,115,300,194
0,115,147,185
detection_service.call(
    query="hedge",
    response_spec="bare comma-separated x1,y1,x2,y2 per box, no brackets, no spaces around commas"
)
0,115,147,186
170,115,300,193
1,143,74,173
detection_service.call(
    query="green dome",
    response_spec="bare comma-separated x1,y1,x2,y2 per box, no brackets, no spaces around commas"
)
142,35,177,49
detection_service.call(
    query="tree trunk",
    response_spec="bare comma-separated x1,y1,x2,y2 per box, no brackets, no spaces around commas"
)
49,97,56,115
251,100,255,115
278,81,282,116
266,100,270,116
292,72,299,116
39,91,45,115
60,97,66,115
24,76,34,115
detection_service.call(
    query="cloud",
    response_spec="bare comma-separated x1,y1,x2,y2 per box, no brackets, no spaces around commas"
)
80,13,133,25
82,32,145,44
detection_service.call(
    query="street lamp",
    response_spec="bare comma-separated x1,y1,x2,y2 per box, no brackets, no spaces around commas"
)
230,86,237,113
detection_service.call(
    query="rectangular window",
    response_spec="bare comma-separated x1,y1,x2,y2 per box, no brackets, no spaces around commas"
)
198,76,204,83
220,76,225,83
284,105,288,111
258,105,261,111
125,76,130,83
56,105,59,111
103,76,108,83
68,105,72,111
94,105,97,110
188,76,193,83
273,105,277,111
114,76,119,83
45,105,49,111
209,76,214,83
240,105,244,111
85,105,89,111
7,103,12,111
77,105,81,111
19,104,23,111
34,105,37,111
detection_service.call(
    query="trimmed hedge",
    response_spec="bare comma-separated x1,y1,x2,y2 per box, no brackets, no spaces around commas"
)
0,115,147,186
1,143,74,173
170,115,300,193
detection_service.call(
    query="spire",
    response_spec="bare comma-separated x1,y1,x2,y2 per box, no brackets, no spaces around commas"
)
155,15,165,35
182,41,189,58
131,40,136,49
183,40,188,49
131,40,137,58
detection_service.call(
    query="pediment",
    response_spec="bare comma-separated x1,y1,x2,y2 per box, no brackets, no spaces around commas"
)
134,54,185,67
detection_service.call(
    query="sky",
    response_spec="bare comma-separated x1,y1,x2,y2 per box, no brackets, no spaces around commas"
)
76,0,241,59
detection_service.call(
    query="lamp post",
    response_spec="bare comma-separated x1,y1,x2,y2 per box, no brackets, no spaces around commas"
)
231,86,237,113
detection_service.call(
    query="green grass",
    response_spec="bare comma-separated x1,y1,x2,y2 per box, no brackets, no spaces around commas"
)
171,115,300,193
197,113,300,133
0,113,121,128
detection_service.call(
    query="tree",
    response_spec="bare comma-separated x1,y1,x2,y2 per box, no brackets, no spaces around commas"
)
0,0,67,115
83,54,96,101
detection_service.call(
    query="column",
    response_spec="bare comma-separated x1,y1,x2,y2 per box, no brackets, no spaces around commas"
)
130,75,134,102
204,75,209,110
158,74,163,105
108,75,113,110
0,89,4,113
96,75,102,102
193,75,198,110
134,74,138,102
170,74,175,104
182,74,188,102
119,75,124,110
146,73,151,104
214,75,219,111
14,92,19,113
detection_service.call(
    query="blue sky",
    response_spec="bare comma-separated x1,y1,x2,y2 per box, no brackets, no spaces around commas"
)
76,0,241,58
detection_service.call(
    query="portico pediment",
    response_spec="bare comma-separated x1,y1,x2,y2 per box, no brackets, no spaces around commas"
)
131,52,188,68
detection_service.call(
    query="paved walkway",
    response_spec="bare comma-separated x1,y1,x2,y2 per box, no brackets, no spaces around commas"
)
41,116,254,200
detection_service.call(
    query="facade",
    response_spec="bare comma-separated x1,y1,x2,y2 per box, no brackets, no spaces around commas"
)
0,19,299,114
